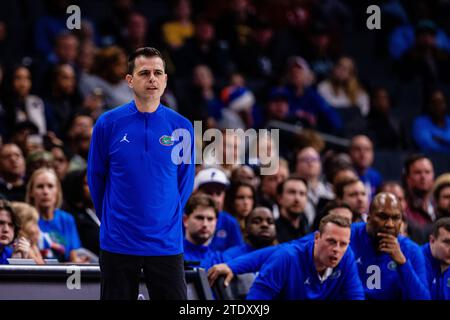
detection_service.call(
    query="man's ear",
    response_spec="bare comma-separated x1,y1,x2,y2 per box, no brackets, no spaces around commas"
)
183,214,189,228
314,231,320,242
126,74,133,88
429,234,435,244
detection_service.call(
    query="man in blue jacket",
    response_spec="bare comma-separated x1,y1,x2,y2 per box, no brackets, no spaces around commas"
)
87,47,195,300
246,214,364,300
422,217,450,300
350,192,430,299
183,193,224,269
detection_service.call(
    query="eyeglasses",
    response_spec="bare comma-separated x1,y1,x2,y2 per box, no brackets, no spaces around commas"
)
298,156,320,163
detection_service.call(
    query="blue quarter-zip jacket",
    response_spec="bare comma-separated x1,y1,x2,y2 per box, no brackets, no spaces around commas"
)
87,101,195,256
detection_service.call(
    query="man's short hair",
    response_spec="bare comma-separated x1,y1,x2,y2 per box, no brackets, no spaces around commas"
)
127,47,166,74
276,176,307,196
184,193,218,217
431,217,450,239
334,177,361,199
320,200,353,216
403,153,430,177
318,213,351,234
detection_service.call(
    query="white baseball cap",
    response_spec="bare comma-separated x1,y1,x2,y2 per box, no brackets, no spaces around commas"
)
194,168,230,190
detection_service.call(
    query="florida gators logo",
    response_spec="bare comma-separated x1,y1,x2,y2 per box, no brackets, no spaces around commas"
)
159,135,174,146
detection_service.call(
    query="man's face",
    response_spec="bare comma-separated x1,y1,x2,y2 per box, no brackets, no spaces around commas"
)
56,64,76,95
0,144,25,179
295,147,321,180
278,180,307,217
126,56,167,102
406,159,434,193
437,186,450,216
314,223,351,269
430,227,450,267
350,136,373,171
183,206,217,245
199,183,226,212
367,194,403,239
246,208,276,247
0,210,14,247
382,184,407,213
342,181,368,215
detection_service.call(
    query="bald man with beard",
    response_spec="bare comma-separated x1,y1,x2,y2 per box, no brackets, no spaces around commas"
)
350,192,430,300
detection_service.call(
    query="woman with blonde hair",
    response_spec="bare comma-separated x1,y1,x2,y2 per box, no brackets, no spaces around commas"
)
25,167,83,262
318,56,370,116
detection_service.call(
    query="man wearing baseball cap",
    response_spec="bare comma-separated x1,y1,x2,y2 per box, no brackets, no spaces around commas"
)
194,167,244,251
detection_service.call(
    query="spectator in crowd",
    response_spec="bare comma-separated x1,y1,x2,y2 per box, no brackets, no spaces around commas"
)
396,20,450,84
65,114,93,172
294,146,334,228
224,181,256,235
11,201,45,264
79,46,133,109
25,167,83,262
25,150,53,178
318,56,370,116
183,193,223,269
3,65,46,135
44,64,81,139
7,121,39,157
433,174,450,219
97,0,135,47
122,12,149,54
275,177,309,243
412,88,450,154
422,217,450,300
173,16,232,77
215,0,259,63
48,32,79,66
0,143,26,201
219,86,256,130
62,169,99,255
162,0,194,50
194,167,244,252
257,158,289,220
246,214,364,300
230,165,258,189
50,145,70,181
0,199,31,264
367,87,405,150
403,154,436,232
349,135,383,200
179,64,224,125
34,0,73,59
233,18,282,80
303,22,340,82
351,192,430,300
283,56,342,134
333,177,369,223
311,199,354,232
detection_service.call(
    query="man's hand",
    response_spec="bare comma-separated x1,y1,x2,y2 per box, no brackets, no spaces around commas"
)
13,237,31,259
377,232,406,265
207,263,234,287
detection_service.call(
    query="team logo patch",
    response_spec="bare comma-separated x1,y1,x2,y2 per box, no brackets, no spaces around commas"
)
330,270,342,280
159,135,174,146
387,261,397,271
217,230,227,238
